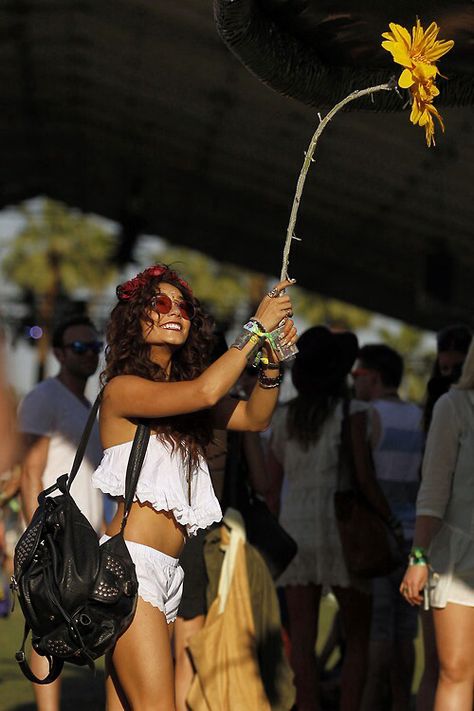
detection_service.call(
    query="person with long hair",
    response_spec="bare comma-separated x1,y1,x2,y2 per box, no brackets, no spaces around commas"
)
417,324,471,711
91,264,297,710
268,326,394,711
400,338,474,711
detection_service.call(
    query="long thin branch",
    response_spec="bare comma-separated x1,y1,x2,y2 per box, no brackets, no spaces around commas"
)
280,77,397,281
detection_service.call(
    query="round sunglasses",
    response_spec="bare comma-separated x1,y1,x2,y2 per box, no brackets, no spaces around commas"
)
63,340,103,355
150,294,195,321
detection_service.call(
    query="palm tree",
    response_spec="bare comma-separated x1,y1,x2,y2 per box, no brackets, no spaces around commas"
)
2,199,117,380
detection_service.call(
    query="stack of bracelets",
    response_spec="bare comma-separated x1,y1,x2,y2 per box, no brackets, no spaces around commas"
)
408,546,428,566
231,318,284,389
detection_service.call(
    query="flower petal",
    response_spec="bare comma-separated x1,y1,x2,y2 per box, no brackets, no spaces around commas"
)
389,23,412,49
413,63,438,82
424,39,455,62
399,68,415,88
410,99,423,125
381,40,412,67
425,120,435,147
426,103,445,131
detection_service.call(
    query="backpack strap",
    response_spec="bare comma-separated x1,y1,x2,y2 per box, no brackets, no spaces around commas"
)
66,392,103,492
15,622,64,684
63,387,150,530
120,422,151,532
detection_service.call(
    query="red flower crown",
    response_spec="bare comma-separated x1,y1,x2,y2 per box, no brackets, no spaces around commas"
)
116,265,193,302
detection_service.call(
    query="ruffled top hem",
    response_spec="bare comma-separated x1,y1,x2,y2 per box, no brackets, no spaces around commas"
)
91,439,222,537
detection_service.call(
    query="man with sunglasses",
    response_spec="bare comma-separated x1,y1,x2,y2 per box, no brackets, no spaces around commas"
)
18,315,104,711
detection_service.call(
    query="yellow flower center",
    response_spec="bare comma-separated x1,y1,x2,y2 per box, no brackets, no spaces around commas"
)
412,52,429,64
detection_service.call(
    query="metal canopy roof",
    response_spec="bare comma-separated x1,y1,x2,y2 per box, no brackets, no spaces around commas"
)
0,1,473,330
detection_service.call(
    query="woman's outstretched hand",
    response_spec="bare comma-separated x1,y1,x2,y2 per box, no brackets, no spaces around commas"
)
400,564,429,606
253,279,297,334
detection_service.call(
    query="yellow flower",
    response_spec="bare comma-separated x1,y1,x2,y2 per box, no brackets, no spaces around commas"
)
382,19,453,146
410,97,445,148
382,20,454,88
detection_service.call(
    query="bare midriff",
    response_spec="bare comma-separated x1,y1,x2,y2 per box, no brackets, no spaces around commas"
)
106,499,187,559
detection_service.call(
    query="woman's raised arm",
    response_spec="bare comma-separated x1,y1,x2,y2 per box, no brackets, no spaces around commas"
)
103,279,297,422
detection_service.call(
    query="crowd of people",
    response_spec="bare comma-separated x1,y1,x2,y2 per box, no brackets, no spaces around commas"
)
0,263,473,711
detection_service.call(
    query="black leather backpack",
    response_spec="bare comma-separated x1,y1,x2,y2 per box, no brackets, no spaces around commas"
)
11,396,150,684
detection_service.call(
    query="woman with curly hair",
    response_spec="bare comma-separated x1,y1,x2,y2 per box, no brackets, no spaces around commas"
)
91,264,297,711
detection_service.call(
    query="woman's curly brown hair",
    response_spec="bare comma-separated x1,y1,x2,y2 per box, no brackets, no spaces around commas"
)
101,265,215,472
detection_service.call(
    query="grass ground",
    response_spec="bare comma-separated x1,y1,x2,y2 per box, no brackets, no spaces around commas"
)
318,594,425,693
0,596,424,710
0,606,105,711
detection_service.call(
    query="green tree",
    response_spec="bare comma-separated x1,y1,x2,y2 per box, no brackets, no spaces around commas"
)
2,199,118,380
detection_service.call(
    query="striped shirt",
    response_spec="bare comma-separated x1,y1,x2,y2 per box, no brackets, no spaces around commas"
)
371,399,424,541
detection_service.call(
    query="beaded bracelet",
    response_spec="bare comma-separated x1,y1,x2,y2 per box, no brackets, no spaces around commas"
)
258,371,283,389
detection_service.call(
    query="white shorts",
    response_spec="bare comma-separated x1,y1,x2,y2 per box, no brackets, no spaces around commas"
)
100,535,184,624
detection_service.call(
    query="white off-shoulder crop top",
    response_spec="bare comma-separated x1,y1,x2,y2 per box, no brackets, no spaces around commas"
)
91,436,222,536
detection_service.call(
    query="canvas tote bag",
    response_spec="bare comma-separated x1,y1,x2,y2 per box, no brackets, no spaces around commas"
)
186,509,271,711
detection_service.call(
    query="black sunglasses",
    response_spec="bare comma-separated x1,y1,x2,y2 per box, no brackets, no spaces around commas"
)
150,294,195,321
63,340,103,355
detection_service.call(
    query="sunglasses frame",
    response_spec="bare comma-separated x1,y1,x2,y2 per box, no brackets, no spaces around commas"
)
150,293,195,321
63,340,103,355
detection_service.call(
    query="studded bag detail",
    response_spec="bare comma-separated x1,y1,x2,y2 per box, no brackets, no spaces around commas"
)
11,395,150,684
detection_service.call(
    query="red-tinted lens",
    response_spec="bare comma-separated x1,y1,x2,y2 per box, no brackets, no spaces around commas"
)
152,294,195,321
179,300,195,320
153,294,173,315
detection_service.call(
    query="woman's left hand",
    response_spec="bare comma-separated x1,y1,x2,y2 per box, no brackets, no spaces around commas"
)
253,279,296,333
400,565,429,606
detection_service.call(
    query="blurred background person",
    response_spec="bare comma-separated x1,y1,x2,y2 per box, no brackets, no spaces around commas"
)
417,324,472,711
18,315,104,711
401,337,474,711
353,344,423,711
423,324,472,433
268,326,394,711
0,325,20,618
0,326,18,476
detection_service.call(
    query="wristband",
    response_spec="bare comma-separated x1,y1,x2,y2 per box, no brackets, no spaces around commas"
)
231,319,283,366
261,361,281,371
231,320,266,363
408,546,429,566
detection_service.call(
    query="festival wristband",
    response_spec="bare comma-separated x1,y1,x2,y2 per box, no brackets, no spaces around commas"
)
231,319,281,365
408,546,428,566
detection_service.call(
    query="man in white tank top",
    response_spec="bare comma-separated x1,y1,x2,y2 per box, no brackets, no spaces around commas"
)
18,315,104,711
353,344,424,711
